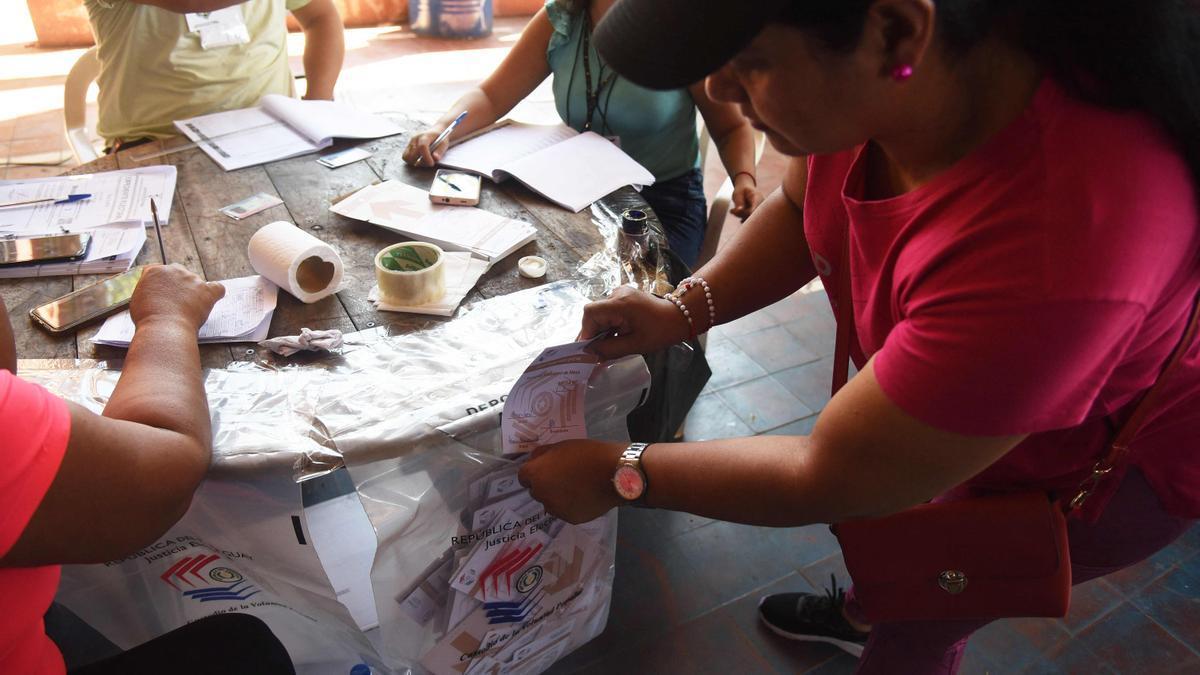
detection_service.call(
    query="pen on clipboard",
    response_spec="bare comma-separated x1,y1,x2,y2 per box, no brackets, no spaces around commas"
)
150,198,168,265
0,193,92,209
419,111,468,166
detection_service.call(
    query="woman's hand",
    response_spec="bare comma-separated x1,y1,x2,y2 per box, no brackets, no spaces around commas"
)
579,287,693,361
402,127,449,167
518,439,625,524
730,174,764,220
129,264,225,332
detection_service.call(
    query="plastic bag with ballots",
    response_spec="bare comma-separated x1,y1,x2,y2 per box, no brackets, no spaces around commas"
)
28,282,650,675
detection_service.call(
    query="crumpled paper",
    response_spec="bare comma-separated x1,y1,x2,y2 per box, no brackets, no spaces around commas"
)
258,327,344,356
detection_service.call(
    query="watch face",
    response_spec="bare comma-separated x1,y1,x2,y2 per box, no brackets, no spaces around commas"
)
613,465,645,501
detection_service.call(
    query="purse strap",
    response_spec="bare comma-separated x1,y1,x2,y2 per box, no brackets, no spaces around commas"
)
830,222,1200,514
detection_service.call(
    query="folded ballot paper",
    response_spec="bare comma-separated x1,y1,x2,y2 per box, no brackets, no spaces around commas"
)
331,180,536,264
175,95,403,171
92,275,277,346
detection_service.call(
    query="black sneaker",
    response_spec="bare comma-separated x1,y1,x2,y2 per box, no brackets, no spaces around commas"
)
758,575,869,657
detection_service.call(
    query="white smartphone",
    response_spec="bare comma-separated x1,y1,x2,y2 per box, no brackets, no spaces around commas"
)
429,170,482,206
29,266,145,334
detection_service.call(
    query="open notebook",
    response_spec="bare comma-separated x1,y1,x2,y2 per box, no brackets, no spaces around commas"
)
438,122,654,212
175,95,403,171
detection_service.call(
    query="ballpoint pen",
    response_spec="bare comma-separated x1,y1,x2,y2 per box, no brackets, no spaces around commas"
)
0,193,92,209
150,198,168,264
419,111,468,165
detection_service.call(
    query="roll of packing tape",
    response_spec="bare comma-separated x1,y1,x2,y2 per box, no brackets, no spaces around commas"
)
375,241,446,305
247,221,344,303
518,255,547,279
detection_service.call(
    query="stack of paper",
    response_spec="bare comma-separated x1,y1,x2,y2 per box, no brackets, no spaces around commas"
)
439,122,655,212
92,275,277,346
0,166,176,277
331,180,536,264
176,94,403,171
0,220,146,279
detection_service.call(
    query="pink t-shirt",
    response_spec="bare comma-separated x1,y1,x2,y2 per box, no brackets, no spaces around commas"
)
0,370,70,674
804,78,1200,518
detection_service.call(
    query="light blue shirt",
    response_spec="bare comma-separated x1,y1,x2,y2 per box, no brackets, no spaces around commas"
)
545,0,700,182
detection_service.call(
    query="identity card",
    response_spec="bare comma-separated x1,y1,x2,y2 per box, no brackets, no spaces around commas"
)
219,192,284,220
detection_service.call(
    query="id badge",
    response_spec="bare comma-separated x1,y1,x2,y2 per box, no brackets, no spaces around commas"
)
185,7,250,49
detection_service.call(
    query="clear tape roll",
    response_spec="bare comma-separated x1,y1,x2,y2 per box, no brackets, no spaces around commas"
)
247,221,344,303
375,241,446,305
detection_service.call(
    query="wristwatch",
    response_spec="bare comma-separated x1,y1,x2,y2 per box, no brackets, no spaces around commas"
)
612,442,650,505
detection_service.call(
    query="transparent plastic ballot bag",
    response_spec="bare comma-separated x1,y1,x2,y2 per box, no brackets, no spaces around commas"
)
28,282,650,675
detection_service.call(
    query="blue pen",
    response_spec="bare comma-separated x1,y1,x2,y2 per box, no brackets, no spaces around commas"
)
0,193,92,209
427,111,468,160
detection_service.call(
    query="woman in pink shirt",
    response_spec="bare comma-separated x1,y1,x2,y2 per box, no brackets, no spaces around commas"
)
1,266,292,674
517,0,1200,671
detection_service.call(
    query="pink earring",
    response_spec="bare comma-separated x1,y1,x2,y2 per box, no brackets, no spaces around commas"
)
891,64,914,81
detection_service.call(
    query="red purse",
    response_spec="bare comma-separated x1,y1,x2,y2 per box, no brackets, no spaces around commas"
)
827,230,1200,623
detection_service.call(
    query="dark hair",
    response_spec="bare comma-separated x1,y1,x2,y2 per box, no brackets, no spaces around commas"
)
776,0,1200,188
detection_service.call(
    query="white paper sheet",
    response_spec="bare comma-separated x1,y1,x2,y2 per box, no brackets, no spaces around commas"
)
0,166,177,234
440,122,578,179
91,275,277,346
331,180,536,263
500,132,655,212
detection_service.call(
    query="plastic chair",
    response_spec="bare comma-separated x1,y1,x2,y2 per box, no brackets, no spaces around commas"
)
696,121,766,268
63,47,101,164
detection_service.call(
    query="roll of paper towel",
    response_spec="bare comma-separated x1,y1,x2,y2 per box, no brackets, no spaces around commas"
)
247,221,344,303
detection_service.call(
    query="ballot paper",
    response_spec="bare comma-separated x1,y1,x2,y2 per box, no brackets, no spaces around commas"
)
330,180,536,264
0,220,146,278
367,251,489,317
500,338,601,455
0,166,177,235
91,275,277,346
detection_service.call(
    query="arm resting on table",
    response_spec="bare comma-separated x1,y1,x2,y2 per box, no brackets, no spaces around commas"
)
2,316,214,567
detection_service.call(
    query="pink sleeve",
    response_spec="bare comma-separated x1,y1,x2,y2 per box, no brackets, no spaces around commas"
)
0,371,71,557
873,298,1146,437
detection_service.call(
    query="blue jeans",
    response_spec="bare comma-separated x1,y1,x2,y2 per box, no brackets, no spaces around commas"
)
640,168,708,270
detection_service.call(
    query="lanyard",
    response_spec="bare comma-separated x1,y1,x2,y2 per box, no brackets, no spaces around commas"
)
580,9,616,133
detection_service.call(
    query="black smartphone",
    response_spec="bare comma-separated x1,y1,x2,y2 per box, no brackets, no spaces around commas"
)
29,266,145,334
0,232,91,266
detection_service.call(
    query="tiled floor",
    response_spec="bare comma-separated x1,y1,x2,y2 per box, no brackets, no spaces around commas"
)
6,9,1198,674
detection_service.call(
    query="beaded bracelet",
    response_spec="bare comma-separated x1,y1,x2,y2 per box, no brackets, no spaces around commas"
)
675,276,716,333
663,293,696,339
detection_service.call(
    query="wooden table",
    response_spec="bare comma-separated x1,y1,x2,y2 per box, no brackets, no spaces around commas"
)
3,121,669,370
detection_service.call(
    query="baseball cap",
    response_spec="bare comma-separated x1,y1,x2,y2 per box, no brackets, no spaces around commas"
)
593,0,792,90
